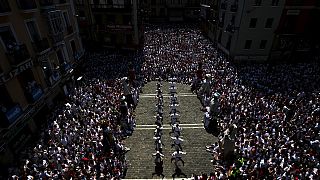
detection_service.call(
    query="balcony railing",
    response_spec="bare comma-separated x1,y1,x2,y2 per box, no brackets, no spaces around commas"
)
230,5,238,12
2,104,23,125
74,50,84,61
16,0,37,10
221,2,227,10
226,24,235,33
26,86,43,103
48,70,61,86
60,62,71,75
0,0,11,14
32,38,50,54
6,44,31,67
50,33,64,44
39,0,54,6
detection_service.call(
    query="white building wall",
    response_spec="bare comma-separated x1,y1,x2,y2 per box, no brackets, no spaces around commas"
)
218,0,286,61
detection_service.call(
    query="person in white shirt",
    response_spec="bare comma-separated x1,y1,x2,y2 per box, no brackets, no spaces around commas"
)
155,139,165,153
154,126,163,138
154,114,163,126
171,150,186,166
169,103,179,113
171,136,184,151
170,112,180,125
169,94,179,105
170,123,182,137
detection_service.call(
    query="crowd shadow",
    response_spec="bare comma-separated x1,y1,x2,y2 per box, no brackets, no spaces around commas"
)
172,166,188,179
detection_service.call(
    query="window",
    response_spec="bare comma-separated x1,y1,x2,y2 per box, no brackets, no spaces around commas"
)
123,15,131,25
254,0,262,6
0,26,16,51
260,40,267,49
226,35,232,50
63,12,71,27
244,40,252,49
70,40,76,55
160,8,165,16
249,18,257,28
0,0,11,13
231,15,235,23
0,85,14,110
126,35,133,44
48,10,64,34
26,20,40,42
265,18,273,28
106,15,115,24
56,49,65,64
271,0,279,6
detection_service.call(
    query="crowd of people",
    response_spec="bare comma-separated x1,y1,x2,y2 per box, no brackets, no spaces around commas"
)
6,51,142,179
142,24,320,179
4,23,320,179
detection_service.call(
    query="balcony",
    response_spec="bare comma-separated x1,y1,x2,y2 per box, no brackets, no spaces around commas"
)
26,85,44,103
16,0,37,10
74,50,84,61
50,33,64,44
0,0,11,14
2,104,23,125
60,62,71,75
66,26,73,35
221,2,227,10
48,70,61,86
230,5,238,12
6,44,31,67
39,0,54,7
32,38,50,55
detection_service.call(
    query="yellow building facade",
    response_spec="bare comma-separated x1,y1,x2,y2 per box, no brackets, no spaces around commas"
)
0,0,84,165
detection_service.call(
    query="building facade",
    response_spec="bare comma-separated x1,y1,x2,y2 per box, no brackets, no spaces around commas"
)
270,0,320,62
75,0,144,50
0,0,84,165
142,0,201,22
215,0,285,61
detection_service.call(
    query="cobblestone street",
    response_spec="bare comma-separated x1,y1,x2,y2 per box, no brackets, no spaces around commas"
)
125,82,218,179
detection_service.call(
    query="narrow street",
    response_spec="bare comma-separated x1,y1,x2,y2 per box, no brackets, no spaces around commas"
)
125,82,218,179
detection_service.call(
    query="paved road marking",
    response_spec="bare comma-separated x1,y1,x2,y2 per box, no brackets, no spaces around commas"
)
135,126,204,130
136,123,203,127
140,94,197,98
140,93,194,96
123,178,191,180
